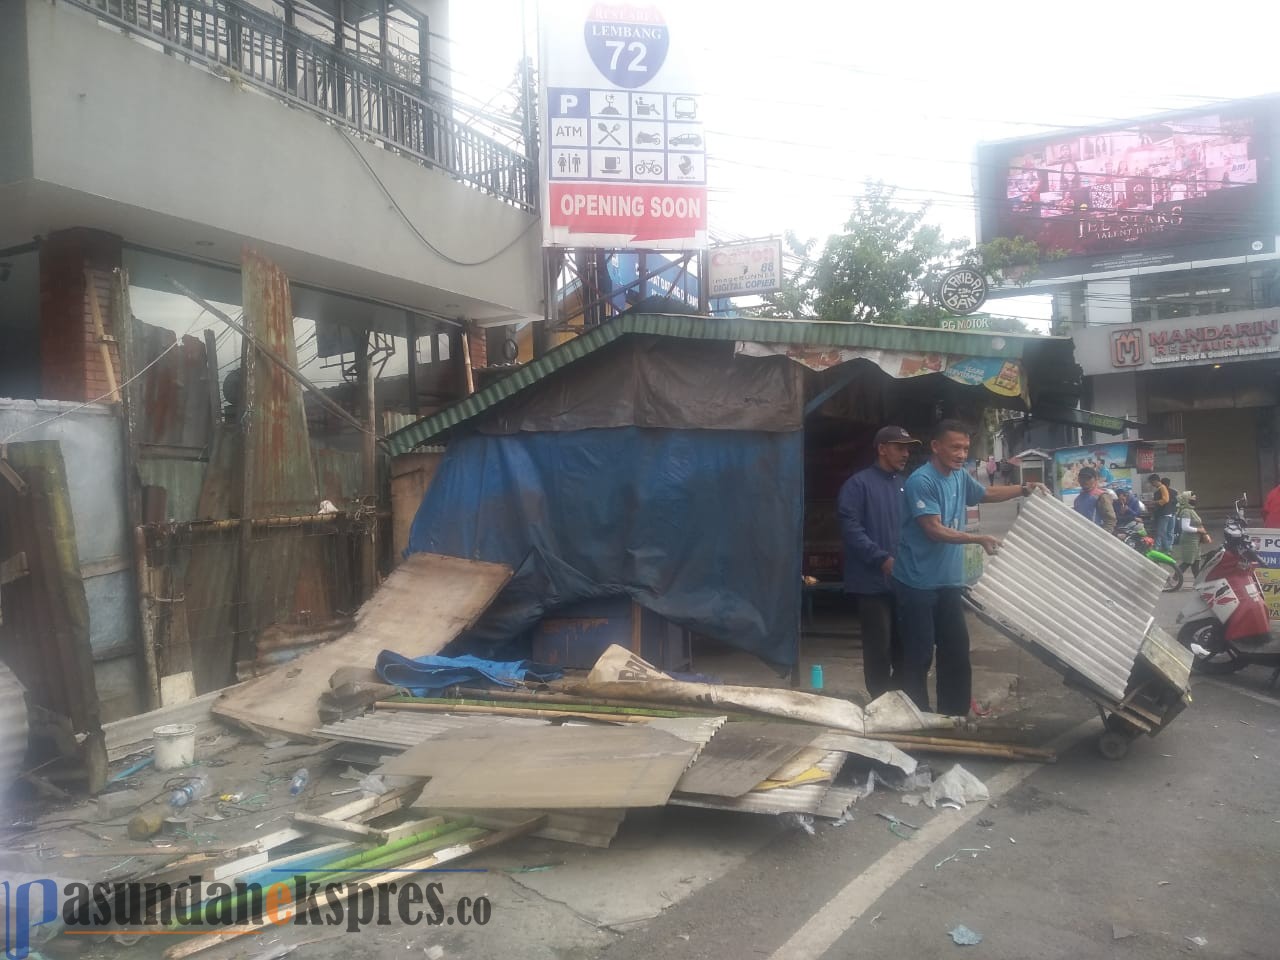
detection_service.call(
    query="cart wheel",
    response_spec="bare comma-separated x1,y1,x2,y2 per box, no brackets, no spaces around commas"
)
1098,731,1130,761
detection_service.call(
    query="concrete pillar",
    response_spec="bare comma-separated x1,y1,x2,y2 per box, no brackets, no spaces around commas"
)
38,228,123,402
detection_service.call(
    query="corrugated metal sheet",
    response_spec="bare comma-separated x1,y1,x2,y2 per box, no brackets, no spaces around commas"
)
0,663,29,793
314,711,725,759
670,750,847,816
315,711,547,747
386,313,1072,453
968,492,1167,702
137,458,209,522
312,444,362,502
135,321,214,450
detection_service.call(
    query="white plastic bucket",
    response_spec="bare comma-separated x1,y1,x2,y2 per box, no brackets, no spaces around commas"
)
152,723,196,771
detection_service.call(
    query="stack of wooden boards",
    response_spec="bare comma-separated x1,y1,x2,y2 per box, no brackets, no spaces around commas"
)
314,705,920,846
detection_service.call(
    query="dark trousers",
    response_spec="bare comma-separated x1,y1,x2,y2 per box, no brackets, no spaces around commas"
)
892,582,972,716
855,592,901,700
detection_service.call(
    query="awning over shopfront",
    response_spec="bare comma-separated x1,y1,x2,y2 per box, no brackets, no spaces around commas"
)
387,313,1076,453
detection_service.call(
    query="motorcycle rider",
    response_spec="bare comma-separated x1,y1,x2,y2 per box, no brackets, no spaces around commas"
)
1073,467,1116,533
1115,488,1146,527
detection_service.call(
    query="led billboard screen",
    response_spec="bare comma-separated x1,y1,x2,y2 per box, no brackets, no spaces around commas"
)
977,100,1278,277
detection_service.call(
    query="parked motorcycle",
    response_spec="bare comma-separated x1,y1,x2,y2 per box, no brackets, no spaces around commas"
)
1175,494,1280,685
1115,519,1183,592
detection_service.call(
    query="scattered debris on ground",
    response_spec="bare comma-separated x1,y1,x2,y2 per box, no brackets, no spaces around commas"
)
0,562,1057,956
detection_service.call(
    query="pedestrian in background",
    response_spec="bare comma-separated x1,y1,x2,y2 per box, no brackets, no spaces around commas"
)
1175,490,1210,577
837,426,920,700
985,455,997,486
1264,481,1280,528
1148,474,1173,552
892,420,1042,716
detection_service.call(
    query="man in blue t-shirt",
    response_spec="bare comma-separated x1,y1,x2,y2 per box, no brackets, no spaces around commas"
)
894,420,1042,716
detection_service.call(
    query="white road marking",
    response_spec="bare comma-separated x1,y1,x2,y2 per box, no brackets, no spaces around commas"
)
766,717,1099,960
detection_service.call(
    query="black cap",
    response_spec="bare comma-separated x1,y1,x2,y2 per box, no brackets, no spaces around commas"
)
875,426,920,446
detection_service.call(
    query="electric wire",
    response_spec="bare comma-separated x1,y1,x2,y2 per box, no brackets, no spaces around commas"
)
335,127,538,267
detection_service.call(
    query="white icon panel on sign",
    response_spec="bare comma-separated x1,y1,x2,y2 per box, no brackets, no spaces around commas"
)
590,151,628,178
668,152,705,183
632,156,665,181
550,149,588,180
670,96,698,120
630,94,665,120
667,129,703,149
631,121,664,149
550,119,589,148
592,120,629,148
590,91,626,117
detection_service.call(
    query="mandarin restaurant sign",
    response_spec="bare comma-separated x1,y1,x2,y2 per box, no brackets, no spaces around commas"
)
1111,317,1280,368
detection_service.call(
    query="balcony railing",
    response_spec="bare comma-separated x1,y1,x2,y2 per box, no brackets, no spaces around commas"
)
68,0,537,212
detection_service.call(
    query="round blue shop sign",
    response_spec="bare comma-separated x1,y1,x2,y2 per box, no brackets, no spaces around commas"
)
584,4,669,88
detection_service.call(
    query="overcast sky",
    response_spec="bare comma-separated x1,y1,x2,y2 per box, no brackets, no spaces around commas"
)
449,0,1280,328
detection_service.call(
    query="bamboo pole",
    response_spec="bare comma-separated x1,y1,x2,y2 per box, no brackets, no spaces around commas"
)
379,701,648,723
382,695,715,718
160,818,544,960
450,686,740,717
862,732,1057,760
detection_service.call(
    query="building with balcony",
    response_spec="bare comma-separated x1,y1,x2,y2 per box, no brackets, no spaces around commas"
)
0,0,543,733
1,0,542,410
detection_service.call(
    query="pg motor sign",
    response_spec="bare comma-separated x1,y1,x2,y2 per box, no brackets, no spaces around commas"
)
540,2,707,249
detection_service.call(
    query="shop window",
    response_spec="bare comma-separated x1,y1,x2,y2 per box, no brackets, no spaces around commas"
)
0,251,42,400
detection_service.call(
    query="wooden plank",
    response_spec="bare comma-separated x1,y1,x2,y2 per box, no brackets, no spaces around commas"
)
198,788,413,881
213,553,512,738
85,275,120,402
0,552,28,586
675,722,816,799
389,724,698,809
161,819,543,960
103,686,231,761
292,812,389,844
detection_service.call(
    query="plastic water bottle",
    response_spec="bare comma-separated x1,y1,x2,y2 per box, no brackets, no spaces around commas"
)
289,768,310,796
169,775,209,809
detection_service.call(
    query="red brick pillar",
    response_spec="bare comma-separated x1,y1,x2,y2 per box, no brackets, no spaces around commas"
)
466,321,488,371
39,229,124,402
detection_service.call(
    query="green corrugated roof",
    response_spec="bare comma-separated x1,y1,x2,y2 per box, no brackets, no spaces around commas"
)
386,313,1068,454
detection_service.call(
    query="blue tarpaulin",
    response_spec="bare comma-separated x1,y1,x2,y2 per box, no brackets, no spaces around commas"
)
407,426,804,667
375,651,563,696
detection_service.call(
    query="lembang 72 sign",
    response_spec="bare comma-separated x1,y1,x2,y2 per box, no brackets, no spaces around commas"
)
539,3,707,249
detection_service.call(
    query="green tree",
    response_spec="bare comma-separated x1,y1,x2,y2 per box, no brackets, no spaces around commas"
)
811,182,966,324
750,182,1058,325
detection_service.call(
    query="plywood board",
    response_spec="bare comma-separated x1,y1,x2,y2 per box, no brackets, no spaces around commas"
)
388,725,698,809
675,722,818,799
671,750,847,817
213,553,512,738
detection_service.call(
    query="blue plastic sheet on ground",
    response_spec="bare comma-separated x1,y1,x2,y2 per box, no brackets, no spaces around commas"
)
406,426,803,667
376,651,563,696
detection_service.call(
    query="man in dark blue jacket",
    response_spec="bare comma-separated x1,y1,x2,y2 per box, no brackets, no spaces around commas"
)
837,425,920,699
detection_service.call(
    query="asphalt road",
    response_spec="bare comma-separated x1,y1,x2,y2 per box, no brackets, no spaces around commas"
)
599,671,1280,960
